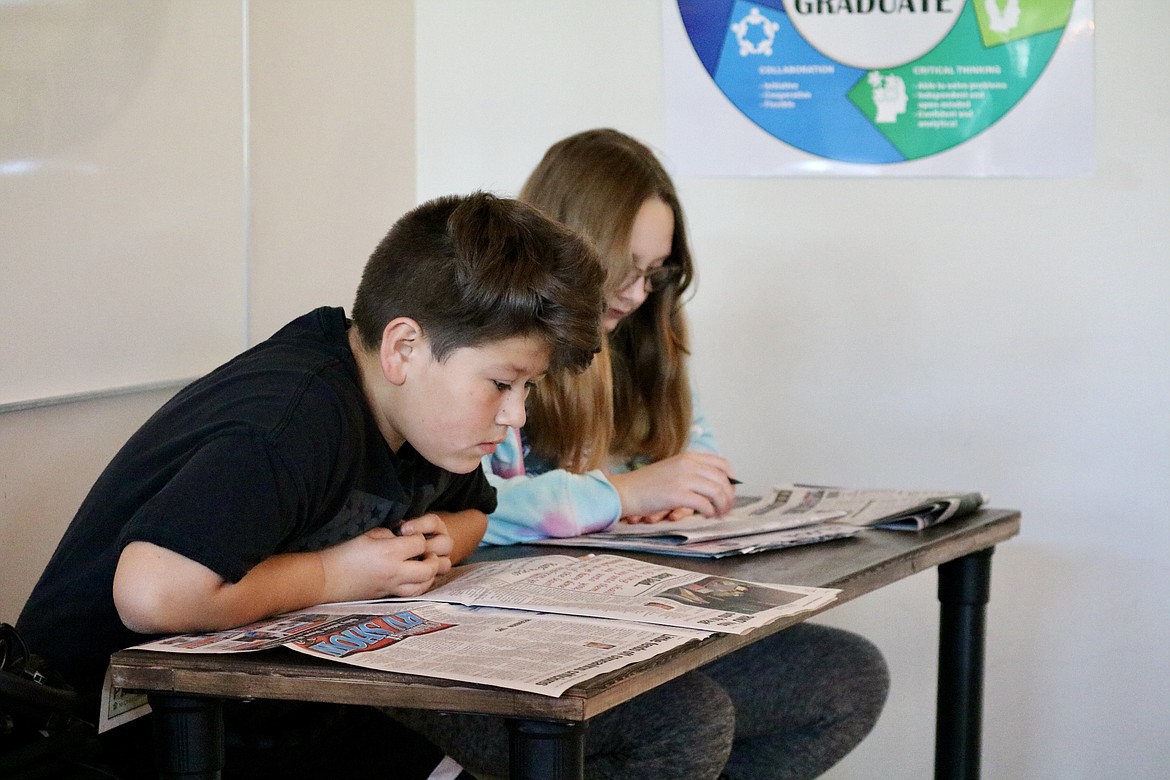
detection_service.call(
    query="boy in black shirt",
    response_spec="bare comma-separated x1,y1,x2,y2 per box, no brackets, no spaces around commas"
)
16,192,604,776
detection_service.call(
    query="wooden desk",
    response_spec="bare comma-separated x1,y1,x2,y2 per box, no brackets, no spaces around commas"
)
109,508,1019,780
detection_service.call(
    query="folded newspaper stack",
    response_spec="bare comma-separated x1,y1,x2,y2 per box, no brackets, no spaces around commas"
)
769,485,988,530
532,484,987,558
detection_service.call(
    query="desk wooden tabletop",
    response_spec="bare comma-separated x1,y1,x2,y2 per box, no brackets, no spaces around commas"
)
109,508,1019,723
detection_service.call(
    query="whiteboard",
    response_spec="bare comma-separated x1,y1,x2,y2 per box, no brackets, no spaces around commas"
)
0,0,247,407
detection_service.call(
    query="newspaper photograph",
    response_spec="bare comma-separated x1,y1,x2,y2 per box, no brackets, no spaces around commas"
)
368,554,839,634
127,601,710,697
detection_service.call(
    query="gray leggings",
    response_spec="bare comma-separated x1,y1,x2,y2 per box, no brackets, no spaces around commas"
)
387,623,889,780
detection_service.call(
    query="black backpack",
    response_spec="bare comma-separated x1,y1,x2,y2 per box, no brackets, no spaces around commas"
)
0,622,115,779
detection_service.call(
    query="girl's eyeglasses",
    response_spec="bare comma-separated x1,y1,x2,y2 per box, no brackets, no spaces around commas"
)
618,264,681,293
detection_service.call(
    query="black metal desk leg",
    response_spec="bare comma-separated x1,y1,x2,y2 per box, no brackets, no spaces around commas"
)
506,718,585,780
148,694,225,779
935,546,995,780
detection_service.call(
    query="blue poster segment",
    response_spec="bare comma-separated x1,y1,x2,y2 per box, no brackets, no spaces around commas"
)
712,2,904,162
677,0,784,77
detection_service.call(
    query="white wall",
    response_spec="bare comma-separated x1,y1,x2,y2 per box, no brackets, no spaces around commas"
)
0,0,415,616
416,2,1169,778
0,0,247,406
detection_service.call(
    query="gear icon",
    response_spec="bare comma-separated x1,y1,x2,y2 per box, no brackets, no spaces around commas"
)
731,7,781,57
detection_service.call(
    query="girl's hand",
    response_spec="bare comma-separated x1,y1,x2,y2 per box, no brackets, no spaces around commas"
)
621,507,696,524
608,452,736,520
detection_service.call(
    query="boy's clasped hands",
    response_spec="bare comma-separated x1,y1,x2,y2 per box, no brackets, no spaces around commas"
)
319,513,454,602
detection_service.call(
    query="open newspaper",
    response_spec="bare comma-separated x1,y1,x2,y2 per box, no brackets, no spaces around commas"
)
124,554,837,700
371,554,837,634
529,485,986,557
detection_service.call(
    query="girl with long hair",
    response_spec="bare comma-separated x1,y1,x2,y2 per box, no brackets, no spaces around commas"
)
486,127,737,542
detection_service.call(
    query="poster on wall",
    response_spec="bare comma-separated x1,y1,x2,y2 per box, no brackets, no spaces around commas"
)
663,0,1093,176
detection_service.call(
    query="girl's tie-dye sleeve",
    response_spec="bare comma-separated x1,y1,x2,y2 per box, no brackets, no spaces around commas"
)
687,392,720,455
480,427,621,546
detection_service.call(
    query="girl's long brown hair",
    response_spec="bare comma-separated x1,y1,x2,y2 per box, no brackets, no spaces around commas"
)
520,129,695,472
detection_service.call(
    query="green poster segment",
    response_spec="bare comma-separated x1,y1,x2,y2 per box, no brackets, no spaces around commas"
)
847,2,1069,160
973,0,1076,47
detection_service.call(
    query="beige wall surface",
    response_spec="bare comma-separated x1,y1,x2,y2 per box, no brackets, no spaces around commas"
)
0,390,178,617
248,0,416,343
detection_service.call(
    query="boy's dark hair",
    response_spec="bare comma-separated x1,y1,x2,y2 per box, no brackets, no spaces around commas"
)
352,192,604,373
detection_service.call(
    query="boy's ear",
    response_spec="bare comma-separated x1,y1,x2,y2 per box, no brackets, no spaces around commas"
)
378,317,424,385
